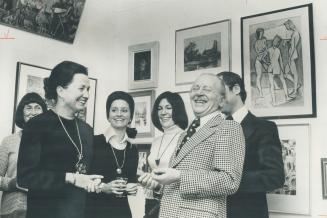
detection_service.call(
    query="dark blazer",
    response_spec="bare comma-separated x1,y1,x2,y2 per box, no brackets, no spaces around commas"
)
227,112,285,218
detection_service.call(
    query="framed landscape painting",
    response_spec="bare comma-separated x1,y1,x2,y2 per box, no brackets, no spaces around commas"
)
175,19,231,85
241,4,316,119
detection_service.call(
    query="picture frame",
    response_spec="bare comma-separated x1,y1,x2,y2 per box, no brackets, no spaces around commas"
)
128,41,159,90
267,123,310,215
241,4,316,119
177,90,194,123
321,158,327,199
12,62,97,133
136,143,151,176
0,0,86,43
175,19,231,85
129,90,155,138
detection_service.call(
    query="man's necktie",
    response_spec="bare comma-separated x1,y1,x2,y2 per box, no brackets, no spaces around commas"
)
225,115,233,120
176,118,200,156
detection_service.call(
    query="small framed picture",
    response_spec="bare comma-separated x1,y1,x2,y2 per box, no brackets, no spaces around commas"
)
128,41,159,90
136,143,151,176
12,62,97,132
175,20,231,85
267,123,310,214
129,90,155,138
321,158,327,199
241,4,316,119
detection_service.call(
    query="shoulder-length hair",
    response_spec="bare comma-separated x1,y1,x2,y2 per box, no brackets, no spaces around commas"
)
15,92,47,129
151,91,188,132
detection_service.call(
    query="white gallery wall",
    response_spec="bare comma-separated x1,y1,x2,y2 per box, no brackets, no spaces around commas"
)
1,0,327,217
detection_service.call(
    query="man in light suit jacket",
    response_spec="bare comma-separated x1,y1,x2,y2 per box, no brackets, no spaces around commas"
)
217,71,285,218
151,73,245,218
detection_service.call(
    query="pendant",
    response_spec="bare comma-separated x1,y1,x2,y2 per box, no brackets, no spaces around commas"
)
116,168,122,174
155,159,160,166
75,162,87,174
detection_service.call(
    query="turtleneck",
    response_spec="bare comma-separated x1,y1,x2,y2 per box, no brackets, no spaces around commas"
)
162,125,182,135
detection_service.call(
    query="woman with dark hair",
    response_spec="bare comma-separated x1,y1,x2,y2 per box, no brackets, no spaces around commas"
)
17,61,102,218
0,92,46,218
139,91,188,218
86,91,139,218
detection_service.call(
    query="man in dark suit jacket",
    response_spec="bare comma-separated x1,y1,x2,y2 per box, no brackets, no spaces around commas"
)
217,71,285,218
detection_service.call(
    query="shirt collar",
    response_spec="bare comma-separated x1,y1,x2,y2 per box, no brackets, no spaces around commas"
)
197,110,221,129
104,129,129,144
231,105,248,123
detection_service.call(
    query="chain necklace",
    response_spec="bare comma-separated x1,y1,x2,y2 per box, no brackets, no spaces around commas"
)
57,114,86,174
155,132,180,166
110,144,127,175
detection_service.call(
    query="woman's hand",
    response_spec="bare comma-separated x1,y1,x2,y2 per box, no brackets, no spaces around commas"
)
65,173,103,192
125,183,138,196
100,179,127,195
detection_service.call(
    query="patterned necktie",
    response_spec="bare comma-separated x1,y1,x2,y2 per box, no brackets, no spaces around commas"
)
176,118,200,156
225,115,233,120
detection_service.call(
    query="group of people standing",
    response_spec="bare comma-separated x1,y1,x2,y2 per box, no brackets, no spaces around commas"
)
0,60,285,218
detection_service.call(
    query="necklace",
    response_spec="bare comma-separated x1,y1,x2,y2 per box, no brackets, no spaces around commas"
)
110,144,127,174
155,132,180,166
57,114,86,174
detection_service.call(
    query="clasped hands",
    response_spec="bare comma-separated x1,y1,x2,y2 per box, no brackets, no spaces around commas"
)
138,168,181,189
65,173,138,195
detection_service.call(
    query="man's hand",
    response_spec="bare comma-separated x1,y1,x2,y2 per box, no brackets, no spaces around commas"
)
152,168,181,185
138,173,160,189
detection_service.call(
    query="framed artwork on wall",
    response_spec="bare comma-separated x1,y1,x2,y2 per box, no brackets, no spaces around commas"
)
177,90,194,123
129,90,155,138
12,62,97,132
0,0,86,43
128,41,159,90
241,4,316,119
175,19,231,85
321,158,327,199
136,143,151,176
267,123,310,215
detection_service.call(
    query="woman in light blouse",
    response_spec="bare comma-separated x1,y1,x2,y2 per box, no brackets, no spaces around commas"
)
140,91,188,218
0,92,46,218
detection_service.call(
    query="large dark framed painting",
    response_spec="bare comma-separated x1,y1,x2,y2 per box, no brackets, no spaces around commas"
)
129,90,155,138
12,62,97,132
175,19,231,85
0,0,86,43
128,41,159,90
267,124,310,214
241,4,316,119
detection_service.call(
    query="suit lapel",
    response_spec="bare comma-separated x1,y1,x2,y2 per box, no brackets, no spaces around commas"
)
240,112,257,140
171,114,224,167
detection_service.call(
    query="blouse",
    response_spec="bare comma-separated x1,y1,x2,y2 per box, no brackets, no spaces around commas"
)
0,131,27,215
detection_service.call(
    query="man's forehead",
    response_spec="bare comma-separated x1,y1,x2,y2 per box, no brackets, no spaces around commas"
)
193,74,218,86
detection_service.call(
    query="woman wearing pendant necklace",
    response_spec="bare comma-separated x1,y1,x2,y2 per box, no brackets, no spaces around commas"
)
86,91,138,218
17,61,103,218
139,91,188,218
0,92,46,218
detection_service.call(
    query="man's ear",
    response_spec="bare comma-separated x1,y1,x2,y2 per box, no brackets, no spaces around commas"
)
232,85,241,95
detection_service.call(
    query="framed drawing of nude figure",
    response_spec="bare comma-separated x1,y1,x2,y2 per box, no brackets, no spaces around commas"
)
241,4,316,119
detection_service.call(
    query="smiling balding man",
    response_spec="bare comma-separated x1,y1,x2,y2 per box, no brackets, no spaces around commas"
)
151,73,245,218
